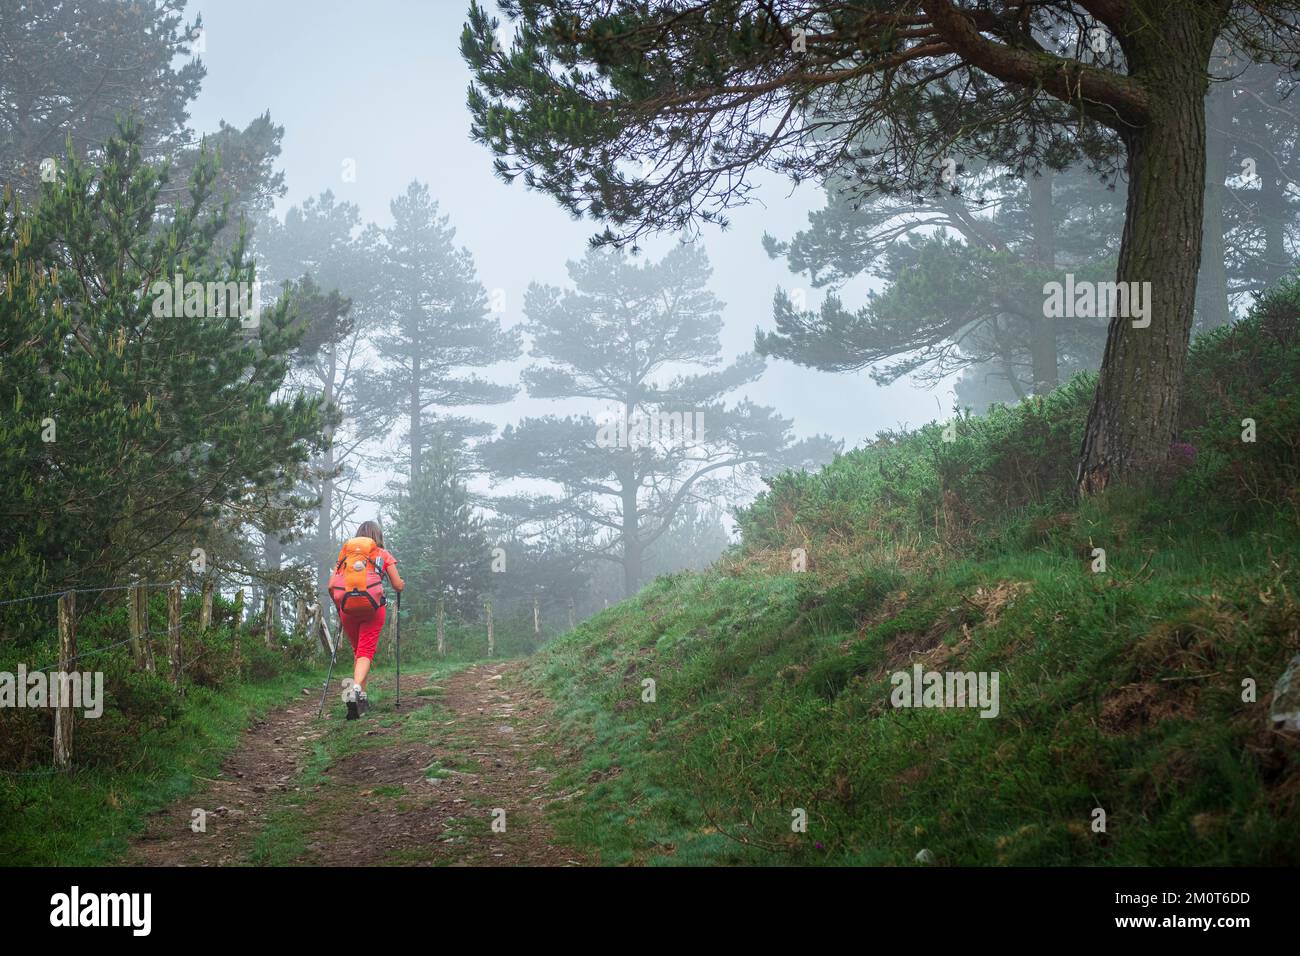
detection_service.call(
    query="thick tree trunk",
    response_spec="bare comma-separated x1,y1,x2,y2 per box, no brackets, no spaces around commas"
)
1028,171,1058,394
264,533,282,628
1261,162,1290,288
1077,18,1219,495
317,345,337,597
317,453,334,593
622,531,642,598
410,351,422,486
1195,78,1231,331
620,406,641,598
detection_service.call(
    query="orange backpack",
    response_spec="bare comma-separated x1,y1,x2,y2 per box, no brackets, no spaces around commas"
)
328,536,387,618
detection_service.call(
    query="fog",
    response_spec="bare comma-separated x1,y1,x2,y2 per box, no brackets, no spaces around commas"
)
185,0,940,463
5,0,1299,879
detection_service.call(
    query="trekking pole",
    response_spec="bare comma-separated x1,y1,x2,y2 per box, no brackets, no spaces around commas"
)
316,603,339,718
394,590,401,712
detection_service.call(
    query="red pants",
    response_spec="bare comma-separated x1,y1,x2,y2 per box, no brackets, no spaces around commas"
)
342,606,385,661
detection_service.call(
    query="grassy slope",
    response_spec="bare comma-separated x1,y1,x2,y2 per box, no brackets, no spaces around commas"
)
527,298,1300,866
531,509,1300,866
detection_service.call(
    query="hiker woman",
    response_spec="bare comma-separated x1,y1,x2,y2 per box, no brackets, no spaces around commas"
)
328,519,404,719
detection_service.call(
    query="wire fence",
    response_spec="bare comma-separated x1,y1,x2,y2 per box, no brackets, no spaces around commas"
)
2,575,553,776
30,634,142,674
0,580,177,609
1,574,329,775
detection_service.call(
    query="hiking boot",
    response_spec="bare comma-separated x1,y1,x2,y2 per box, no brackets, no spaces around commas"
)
356,690,369,717
341,679,359,720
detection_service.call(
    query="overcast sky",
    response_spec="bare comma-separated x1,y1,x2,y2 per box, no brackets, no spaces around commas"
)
184,0,956,468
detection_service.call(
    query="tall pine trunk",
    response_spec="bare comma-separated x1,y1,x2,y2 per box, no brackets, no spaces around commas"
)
264,533,282,628
1195,78,1231,331
618,494,639,598
1261,161,1290,288
317,344,338,598
410,350,423,486
1077,13,1221,494
1028,171,1058,394
620,401,641,598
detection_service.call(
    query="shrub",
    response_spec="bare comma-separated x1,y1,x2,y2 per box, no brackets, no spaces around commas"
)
739,276,1300,562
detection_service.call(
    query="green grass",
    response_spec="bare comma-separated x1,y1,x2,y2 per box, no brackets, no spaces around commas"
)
527,294,1300,866
529,508,1300,865
0,665,317,866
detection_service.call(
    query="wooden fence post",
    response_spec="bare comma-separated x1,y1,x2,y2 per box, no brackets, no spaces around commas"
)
200,578,214,632
169,584,183,693
262,592,275,648
53,591,76,768
568,596,575,630
485,600,494,658
140,585,157,673
311,603,327,655
533,593,540,640
437,597,446,656
127,584,144,669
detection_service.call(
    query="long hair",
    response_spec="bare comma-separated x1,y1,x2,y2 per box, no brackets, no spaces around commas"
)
355,520,384,548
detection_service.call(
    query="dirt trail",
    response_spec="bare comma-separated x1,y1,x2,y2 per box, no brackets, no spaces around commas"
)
127,661,589,867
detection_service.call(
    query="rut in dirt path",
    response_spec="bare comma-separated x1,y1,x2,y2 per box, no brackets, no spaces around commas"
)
127,661,590,867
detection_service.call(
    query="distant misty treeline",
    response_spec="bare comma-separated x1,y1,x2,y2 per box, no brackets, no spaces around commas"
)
5,3,1298,633
758,59,1298,410
0,3,842,632
253,193,841,624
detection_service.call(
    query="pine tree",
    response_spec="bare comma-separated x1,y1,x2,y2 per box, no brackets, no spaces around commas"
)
463,1,1300,492
257,192,367,594
388,434,491,621
1,0,204,198
367,181,521,485
169,113,288,257
481,244,839,597
758,166,1122,406
0,122,329,602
